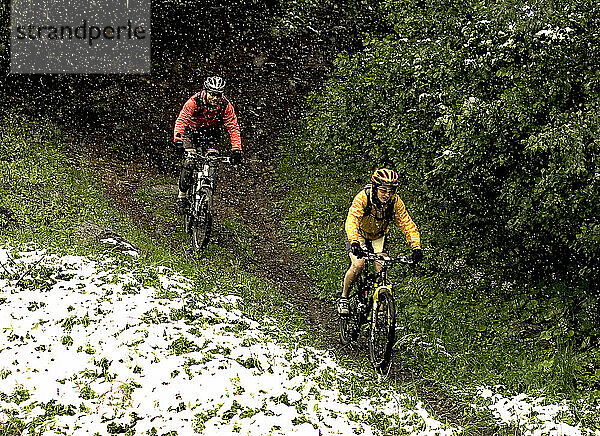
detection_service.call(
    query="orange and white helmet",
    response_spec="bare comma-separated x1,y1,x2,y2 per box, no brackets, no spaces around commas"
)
371,168,399,189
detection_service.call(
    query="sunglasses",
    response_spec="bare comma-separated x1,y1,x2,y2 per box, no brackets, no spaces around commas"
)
207,91,223,98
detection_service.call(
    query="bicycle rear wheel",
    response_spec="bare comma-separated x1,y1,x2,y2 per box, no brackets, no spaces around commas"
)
368,291,396,371
189,189,213,252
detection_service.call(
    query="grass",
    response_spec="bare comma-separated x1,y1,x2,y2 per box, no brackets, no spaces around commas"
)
0,108,314,347
273,139,600,432
2,108,599,434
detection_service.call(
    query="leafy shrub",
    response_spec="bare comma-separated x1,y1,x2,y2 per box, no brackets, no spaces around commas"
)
289,0,600,333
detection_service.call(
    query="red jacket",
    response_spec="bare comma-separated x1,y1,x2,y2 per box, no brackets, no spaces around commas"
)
174,91,242,151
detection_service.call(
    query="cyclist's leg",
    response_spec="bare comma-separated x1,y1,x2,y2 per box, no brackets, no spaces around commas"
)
178,161,194,195
179,127,198,190
175,129,195,213
203,127,222,186
342,235,367,298
372,236,388,273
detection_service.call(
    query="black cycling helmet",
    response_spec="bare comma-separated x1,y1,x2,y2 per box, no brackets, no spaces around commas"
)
204,76,226,93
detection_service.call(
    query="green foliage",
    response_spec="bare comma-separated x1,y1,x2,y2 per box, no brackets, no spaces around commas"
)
287,0,600,334
167,336,201,355
193,406,220,433
275,0,600,409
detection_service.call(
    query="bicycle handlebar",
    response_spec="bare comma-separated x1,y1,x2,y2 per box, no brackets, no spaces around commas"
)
185,151,231,164
360,252,413,266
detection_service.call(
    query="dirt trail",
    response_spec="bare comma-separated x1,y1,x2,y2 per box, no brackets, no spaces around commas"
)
85,36,341,343
84,34,497,435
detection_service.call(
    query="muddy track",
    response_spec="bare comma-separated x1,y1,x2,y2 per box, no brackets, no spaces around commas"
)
84,36,499,435
89,151,494,432
85,36,341,345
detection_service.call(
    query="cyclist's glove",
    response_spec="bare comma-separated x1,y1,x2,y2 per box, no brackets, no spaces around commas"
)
174,139,184,149
411,248,423,264
350,241,365,259
231,150,243,166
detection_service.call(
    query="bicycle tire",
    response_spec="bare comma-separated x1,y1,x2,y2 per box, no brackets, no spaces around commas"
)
368,290,396,371
184,213,191,235
339,295,361,345
190,189,213,252
184,183,197,236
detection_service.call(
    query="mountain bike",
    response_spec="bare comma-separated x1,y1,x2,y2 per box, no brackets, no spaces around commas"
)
183,151,231,252
339,252,413,372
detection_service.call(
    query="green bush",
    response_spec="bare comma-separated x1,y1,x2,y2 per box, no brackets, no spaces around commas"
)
289,0,600,333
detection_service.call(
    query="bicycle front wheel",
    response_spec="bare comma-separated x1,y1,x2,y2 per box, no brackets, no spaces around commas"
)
368,291,396,372
190,189,213,252
339,296,361,345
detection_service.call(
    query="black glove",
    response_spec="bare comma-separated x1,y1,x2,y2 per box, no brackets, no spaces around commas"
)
350,241,365,259
231,150,243,166
411,248,423,264
174,139,184,149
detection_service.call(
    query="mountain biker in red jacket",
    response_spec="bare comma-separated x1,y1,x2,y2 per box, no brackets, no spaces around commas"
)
338,168,423,315
173,76,242,214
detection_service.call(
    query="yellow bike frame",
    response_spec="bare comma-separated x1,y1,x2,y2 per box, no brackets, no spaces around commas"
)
371,284,393,329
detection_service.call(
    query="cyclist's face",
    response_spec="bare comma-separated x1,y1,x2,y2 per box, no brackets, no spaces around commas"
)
206,90,222,107
377,186,395,203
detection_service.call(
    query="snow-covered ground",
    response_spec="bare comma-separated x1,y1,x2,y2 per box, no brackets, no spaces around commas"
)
0,246,457,435
474,387,591,436
0,246,596,435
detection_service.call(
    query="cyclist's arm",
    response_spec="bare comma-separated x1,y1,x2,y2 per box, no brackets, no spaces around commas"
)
222,102,242,152
345,190,368,242
174,96,198,144
393,197,421,249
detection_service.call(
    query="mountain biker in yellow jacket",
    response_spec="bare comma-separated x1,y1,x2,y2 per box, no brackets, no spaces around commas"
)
338,168,423,315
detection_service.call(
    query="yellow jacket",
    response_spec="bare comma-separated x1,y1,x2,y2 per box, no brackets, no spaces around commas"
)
345,187,421,248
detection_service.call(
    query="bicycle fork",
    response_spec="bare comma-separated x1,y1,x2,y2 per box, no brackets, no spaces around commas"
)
370,284,393,329
195,163,216,214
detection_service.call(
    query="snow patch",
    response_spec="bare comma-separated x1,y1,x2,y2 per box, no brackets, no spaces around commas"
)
0,246,457,435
